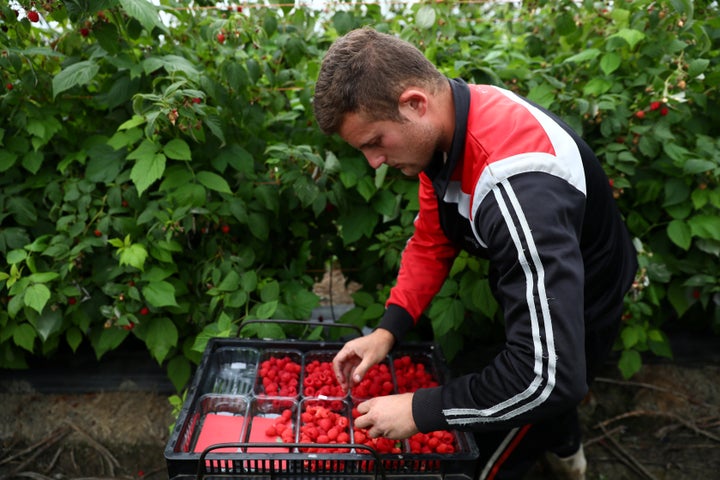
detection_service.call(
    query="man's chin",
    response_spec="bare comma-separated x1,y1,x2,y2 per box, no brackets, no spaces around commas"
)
400,167,421,177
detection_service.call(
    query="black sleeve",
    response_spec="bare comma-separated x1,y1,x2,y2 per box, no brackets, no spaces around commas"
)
412,172,589,433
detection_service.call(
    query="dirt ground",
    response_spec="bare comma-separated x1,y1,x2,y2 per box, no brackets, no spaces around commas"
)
1,270,719,480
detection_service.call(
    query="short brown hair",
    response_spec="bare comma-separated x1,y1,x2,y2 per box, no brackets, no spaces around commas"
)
313,27,447,134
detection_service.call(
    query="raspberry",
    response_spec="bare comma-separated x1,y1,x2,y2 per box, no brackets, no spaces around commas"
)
27,11,40,23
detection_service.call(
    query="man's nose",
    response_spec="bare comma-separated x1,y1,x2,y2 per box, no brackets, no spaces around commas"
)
366,153,385,169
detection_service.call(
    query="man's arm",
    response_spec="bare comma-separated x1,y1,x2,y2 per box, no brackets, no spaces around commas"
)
378,173,460,341
413,172,589,432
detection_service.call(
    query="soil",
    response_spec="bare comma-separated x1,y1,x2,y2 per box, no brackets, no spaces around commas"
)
1,269,719,480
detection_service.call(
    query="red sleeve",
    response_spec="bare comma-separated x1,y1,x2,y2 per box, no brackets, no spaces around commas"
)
385,173,460,323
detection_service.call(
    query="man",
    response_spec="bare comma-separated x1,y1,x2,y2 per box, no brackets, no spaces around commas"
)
314,27,637,479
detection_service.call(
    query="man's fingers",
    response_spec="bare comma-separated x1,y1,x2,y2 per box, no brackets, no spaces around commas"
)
354,409,386,439
332,346,359,391
356,399,371,414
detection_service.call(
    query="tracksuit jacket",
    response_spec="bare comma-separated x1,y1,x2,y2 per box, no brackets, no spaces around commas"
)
377,79,638,433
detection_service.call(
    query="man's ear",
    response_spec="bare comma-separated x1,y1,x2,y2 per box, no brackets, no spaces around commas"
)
398,88,429,117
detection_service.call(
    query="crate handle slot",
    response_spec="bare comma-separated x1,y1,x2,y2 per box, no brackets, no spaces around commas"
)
239,318,363,339
197,442,388,479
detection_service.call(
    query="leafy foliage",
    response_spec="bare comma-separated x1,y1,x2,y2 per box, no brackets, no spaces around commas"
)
1,0,718,388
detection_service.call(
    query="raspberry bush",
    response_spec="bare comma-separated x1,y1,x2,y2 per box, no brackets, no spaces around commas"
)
0,0,718,389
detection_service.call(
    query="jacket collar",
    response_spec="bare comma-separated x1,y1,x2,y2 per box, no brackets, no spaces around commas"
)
424,78,470,196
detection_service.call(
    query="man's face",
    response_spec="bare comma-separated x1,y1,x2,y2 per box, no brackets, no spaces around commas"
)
338,111,438,177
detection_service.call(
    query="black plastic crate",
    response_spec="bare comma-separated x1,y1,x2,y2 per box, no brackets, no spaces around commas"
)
165,337,479,479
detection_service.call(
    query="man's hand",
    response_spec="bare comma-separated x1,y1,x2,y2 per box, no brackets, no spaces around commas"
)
332,328,395,391
354,393,419,440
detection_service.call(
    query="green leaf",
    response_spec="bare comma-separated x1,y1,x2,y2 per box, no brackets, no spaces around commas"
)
527,83,555,109
13,323,36,352
24,284,51,314
293,176,320,207
688,215,720,240
610,8,630,27
648,329,673,359
256,300,278,319
35,309,63,342
118,115,146,131
332,11,354,35
66,327,83,352
583,78,613,96
356,176,376,201
687,59,709,78
6,249,28,264
90,327,129,360
466,277,498,317
118,0,165,34
86,144,124,183
144,317,178,364
260,280,279,302
285,288,320,320
429,298,464,337
0,151,18,172
683,159,715,174
196,171,232,194
663,178,689,206
193,315,235,352
142,55,199,79
8,293,24,318
372,190,399,218
217,271,241,292
131,153,166,196
338,207,378,244
248,213,269,241
22,151,44,175
618,349,642,379
415,5,436,29
28,272,59,283
129,137,159,157
609,28,646,50
669,0,693,17
360,303,385,322
142,281,179,307
163,139,192,161
167,355,192,392
555,12,576,36
667,280,691,316
374,163,388,190
620,325,641,349
119,243,149,271
667,219,691,250
324,151,341,175
563,49,601,64
600,52,622,75
240,321,284,340
52,61,100,99
241,271,258,293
